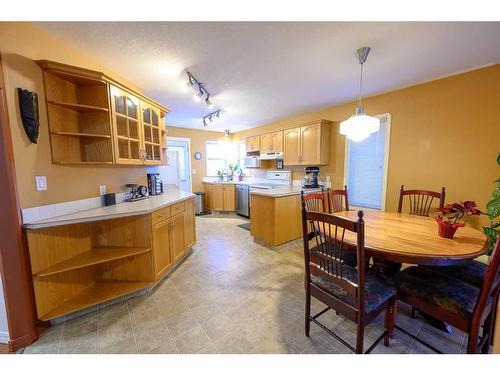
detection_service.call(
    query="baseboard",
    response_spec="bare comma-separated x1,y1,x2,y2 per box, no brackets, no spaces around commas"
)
5,330,38,352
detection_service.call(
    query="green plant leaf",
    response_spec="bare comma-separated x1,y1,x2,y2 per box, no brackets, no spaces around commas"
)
487,198,500,219
497,152,500,165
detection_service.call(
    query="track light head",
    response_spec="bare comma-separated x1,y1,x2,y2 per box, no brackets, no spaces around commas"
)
224,129,231,136
205,96,214,109
193,88,204,102
203,118,207,127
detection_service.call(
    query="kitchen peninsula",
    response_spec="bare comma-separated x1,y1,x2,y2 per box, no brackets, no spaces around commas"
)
23,187,195,322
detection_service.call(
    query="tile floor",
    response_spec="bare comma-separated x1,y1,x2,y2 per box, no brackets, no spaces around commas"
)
22,215,469,354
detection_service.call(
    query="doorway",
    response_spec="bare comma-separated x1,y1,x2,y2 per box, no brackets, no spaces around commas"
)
166,137,192,192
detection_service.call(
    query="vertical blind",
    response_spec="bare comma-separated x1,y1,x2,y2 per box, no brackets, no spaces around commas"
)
346,117,388,209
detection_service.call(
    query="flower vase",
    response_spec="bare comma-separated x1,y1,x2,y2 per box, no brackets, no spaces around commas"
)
435,218,464,239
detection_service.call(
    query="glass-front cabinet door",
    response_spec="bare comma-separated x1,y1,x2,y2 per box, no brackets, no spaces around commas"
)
141,101,163,165
110,86,143,164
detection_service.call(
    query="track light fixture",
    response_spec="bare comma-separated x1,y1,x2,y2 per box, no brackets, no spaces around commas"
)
185,71,214,108
202,110,222,127
224,129,231,136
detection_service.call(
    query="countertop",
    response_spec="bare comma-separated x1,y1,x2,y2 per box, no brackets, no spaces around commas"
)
250,185,323,198
24,188,195,230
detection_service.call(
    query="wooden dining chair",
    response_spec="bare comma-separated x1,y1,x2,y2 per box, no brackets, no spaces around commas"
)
325,186,349,213
398,185,446,216
302,191,327,212
301,204,397,354
393,238,500,353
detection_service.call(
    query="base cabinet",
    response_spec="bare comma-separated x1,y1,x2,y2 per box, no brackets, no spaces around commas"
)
171,212,186,263
203,182,236,212
152,219,173,279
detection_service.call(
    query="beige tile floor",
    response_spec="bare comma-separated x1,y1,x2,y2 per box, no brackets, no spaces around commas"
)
22,215,469,354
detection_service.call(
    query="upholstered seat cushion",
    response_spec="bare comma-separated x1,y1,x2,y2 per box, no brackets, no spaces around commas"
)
310,265,396,314
425,260,487,288
393,266,480,319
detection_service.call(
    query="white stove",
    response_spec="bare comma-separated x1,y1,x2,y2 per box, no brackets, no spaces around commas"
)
249,171,292,190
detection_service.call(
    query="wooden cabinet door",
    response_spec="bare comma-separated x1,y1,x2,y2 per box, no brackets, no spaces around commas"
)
283,127,301,165
213,184,224,210
184,198,196,249
223,184,235,211
152,219,173,279
260,133,272,153
246,136,260,153
110,86,143,165
271,131,283,152
141,102,163,165
171,212,186,263
204,183,214,210
300,123,322,165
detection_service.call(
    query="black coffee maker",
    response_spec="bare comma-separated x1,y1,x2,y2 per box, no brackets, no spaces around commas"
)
301,167,320,188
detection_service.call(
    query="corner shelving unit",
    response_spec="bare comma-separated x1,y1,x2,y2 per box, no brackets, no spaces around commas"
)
26,215,155,321
38,61,114,164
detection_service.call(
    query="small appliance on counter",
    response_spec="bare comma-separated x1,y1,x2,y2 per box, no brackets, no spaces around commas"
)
125,184,149,202
302,166,322,188
147,173,164,196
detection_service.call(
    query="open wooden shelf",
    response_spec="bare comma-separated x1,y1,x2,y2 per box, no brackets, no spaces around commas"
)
39,280,151,321
48,100,109,113
51,131,111,139
34,247,151,277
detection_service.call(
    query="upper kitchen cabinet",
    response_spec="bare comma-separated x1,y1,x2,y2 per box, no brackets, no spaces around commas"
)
283,120,331,165
245,135,260,153
260,131,283,153
37,60,170,166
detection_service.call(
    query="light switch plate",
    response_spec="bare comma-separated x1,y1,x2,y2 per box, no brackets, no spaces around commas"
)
35,176,47,191
99,185,107,195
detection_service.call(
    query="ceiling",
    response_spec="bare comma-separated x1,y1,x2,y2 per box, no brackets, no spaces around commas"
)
35,22,500,133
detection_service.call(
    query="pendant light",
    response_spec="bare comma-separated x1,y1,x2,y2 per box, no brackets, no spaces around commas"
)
339,47,380,142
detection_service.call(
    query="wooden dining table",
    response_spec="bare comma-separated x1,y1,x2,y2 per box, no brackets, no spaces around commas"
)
333,210,487,266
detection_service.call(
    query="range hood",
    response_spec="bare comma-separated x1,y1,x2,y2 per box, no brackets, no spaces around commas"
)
258,152,284,160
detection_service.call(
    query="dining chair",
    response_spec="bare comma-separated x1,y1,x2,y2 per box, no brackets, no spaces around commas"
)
392,238,500,353
325,186,349,213
301,204,397,353
398,185,446,216
302,191,327,212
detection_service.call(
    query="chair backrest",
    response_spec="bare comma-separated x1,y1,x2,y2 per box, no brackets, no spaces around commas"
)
326,186,350,213
397,185,445,216
301,196,366,318
302,191,327,212
472,238,500,332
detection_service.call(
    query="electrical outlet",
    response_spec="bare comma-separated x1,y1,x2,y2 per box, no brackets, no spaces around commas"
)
192,169,196,175
35,176,47,191
99,185,107,195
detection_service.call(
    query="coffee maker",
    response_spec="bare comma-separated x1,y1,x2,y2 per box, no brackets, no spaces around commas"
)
302,167,320,188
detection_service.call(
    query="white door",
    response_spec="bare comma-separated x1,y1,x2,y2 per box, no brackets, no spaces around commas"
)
167,138,192,192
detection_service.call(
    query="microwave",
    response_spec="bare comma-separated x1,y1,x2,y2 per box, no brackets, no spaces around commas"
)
243,156,261,168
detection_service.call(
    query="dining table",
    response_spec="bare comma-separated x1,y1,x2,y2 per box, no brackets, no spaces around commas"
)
331,210,488,332
333,210,487,267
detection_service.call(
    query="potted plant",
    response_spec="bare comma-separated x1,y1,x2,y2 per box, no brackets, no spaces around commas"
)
235,164,245,181
435,201,482,239
482,153,500,256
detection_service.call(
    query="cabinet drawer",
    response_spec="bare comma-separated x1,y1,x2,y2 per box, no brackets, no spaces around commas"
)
171,201,186,216
151,206,171,224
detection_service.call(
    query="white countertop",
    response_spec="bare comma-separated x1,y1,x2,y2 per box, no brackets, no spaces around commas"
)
24,188,195,230
250,186,323,198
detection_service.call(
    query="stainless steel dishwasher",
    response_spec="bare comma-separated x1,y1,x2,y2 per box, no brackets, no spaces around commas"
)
236,184,250,218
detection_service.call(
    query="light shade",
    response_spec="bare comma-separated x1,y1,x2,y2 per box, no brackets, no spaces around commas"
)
339,113,380,142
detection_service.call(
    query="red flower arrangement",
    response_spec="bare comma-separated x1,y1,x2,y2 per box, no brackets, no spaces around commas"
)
435,201,483,239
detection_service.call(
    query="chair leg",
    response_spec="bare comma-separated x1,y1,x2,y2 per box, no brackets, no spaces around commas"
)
411,307,416,319
481,313,494,354
467,326,480,354
356,323,365,354
305,287,311,337
384,298,396,346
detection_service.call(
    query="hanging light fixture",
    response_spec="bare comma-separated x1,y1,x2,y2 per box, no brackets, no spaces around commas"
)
202,110,222,127
339,47,380,142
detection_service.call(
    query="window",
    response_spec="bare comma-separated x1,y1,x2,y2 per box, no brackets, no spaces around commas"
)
235,141,249,176
206,141,230,176
344,114,390,210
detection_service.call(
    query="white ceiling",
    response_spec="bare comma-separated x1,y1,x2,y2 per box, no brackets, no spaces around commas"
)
35,22,500,133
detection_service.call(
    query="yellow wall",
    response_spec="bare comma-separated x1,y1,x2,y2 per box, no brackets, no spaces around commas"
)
166,126,230,192
0,22,229,208
234,64,500,230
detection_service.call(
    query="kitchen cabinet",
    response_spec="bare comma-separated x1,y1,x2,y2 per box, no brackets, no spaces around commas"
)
283,120,331,165
37,60,170,166
25,196,196,321
203,182,236,211
246,135,260,153
152,219,173,279
260,131,283,153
